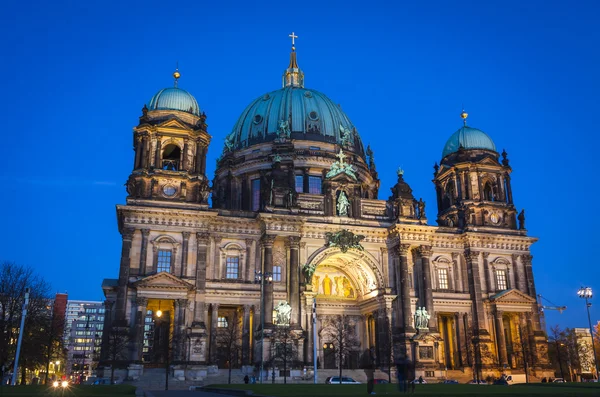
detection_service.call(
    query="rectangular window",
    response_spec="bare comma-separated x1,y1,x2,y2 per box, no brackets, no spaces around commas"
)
251,179,260,211
157,250,172,273
226,256,239,279
496,269,507,291
217,316,228,328
308,176,322,194
273,265,282,282
438,268,449,290
295,175,304,193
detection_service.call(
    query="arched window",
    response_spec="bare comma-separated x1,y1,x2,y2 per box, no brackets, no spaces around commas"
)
444,181,455,208
162,144,181,171
483,182,494,201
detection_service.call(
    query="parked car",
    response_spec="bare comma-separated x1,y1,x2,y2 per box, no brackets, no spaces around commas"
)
373,379,389,384
325,376,361,384
467,379,488,384
493,379,510,385
552,378,566,383
410,378,428,384
442,379,459,384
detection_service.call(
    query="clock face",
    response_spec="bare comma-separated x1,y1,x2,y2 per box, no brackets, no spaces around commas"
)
163,185,177,197
490,212,501,224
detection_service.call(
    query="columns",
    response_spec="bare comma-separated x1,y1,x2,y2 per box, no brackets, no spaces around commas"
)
305,297,314,364
482,252,493,293
182,139,189,171
522,254,537,298
245,239,255,282
465,250,485,331
495,309,508,367
116,228,135,321
209,303,219,363
417,245,436,330
454,312,464,368
381,247,391,290
154,136,162,168
196,233,209,291
137,229,150,276
179,232,190,278
173,299,188,361
504,174,513,204
261,234,276,327
242,304,251,364
451,252,464,292
512,254,524,292
288,236,301,326
134,136,142,169
134,297,148,361
396,244,414,333
212,236,222,279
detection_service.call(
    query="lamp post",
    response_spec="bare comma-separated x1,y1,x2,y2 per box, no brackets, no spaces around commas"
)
255,270,272,384
186,327,192,369
577,287,600,379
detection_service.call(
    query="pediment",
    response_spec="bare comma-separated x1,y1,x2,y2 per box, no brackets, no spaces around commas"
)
326,172,359,184
134,272,194,290
489,288,536,304
475,157,501,167
157,117,190,130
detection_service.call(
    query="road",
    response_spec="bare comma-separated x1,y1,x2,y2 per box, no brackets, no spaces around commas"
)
145,390,233,397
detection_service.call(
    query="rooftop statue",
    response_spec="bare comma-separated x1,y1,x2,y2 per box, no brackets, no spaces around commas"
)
325,229,365,253
326,149,357,180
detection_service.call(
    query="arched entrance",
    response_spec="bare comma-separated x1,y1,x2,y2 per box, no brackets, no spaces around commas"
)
306,247,390,370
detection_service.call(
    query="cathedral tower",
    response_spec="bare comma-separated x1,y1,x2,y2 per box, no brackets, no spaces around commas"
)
433,111,519,231
126,69,211,207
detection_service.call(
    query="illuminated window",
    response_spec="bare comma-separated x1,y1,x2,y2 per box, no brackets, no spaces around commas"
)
308,176,322,194
157,250,172,273
251,179,260,211
217,317,228,328
273,266,282,282
438,268,449,290
496,269,507,291
226,257,239,279
295,176,304,193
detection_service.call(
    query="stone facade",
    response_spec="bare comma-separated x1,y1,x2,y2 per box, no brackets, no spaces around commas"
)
101,51,552,382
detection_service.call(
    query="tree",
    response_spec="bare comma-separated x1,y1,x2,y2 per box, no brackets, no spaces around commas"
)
0,261,52,384
269,326,301,384
321,315,361,384
104,321,131,385
216,314,243,384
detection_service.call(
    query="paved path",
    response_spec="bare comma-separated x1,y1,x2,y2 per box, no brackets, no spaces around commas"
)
145,390,233,397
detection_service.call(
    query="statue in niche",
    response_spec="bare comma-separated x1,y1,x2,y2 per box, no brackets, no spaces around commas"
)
285,188,297,209
518,209,526,230
323,274,332,296
312,274,320,294
337,191,350,216
417,198,426,219
199,179,210,204
414,307,431,330
274,301,292,326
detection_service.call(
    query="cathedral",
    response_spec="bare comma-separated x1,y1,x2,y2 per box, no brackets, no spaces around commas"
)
101,37,552,381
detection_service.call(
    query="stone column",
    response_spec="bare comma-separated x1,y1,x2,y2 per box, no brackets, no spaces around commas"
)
245,239,254,282
182,139,189,171
194,141,202,173
134,229,149,276
261,235,276,327
512,254,523,292
381,247,390,290
134,136,142,169
522,254,537,298
154,136,162,168
134,297,148,361
210,303,219,363
454,312,464,368
465,250,486,331
212,237,222,280
396,244,414,333
451,253,463,292
242,304,251,364
181,232,190,278
305,298,314,364
288,236,301,326
194,233,208,327
495,309,508,367
482,252,493,293
417,245,436,330
116,228,135,321
504,174,513,204
173,299,188,361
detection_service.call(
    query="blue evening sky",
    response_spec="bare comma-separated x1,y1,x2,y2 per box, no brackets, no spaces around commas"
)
0,0,598,330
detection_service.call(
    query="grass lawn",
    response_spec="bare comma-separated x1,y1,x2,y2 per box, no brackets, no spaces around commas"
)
209,382,600,397
0,384,136,397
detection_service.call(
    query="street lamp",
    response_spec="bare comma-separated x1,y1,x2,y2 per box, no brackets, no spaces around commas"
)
255,270,273,384
577,287,600,379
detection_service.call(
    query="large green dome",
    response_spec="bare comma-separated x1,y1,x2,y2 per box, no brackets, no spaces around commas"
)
147,87,201,116
442,125,496,158
227,85,363,151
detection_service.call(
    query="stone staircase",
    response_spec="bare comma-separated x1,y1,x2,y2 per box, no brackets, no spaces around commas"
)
127,368,204,391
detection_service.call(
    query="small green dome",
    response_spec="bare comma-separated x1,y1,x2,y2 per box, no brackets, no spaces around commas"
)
442,126,496,158
147,87,200,116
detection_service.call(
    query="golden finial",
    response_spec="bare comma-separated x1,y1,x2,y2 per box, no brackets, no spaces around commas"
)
460,109,468,126
173,62,180,88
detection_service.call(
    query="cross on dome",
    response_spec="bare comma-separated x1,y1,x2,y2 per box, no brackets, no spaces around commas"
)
289,31,298,48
